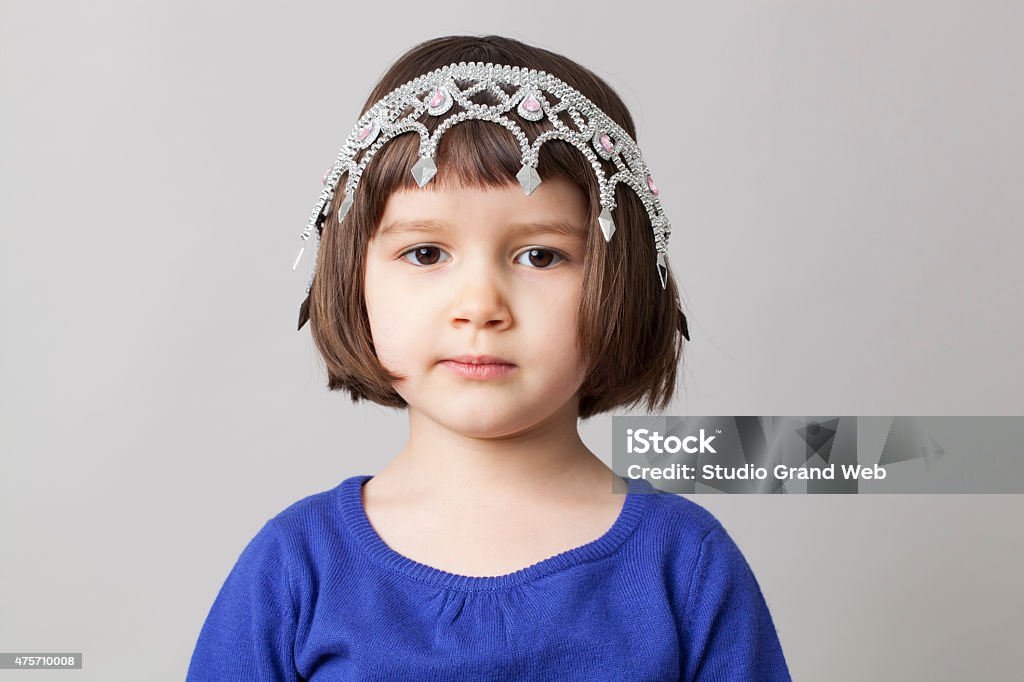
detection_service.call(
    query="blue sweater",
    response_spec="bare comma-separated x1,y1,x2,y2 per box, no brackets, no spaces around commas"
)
187,475,791,681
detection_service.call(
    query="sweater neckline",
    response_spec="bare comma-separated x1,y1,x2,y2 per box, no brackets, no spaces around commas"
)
337,473,655,592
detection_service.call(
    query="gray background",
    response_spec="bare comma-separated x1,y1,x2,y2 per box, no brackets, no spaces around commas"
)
2,1,1022,680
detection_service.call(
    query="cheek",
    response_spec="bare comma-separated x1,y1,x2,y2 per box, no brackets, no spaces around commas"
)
364,264,410,369
365,276,439,374
529,290,584,365
555,289,587,382
366,311,402,368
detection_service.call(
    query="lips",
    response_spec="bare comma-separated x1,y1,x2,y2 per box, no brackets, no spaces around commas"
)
438,354,517,381
443,354,516,366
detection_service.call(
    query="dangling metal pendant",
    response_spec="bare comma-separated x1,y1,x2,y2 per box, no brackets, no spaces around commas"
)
337,192,354,222
598,206,616,242
411,156,437,187
517,165,541,195
657,252,668,289
297,292,311,331
292,242,307,271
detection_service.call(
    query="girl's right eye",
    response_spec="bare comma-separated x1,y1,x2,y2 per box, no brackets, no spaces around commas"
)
399,245,450,266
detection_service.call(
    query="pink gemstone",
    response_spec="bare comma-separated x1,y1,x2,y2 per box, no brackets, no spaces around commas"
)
523,94,540,112
599,133,614,153
357,123,372,142
321,166,331,184
429,89,445,107
646,173,659,196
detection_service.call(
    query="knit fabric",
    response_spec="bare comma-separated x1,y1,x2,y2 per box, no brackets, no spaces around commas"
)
187,475,791,681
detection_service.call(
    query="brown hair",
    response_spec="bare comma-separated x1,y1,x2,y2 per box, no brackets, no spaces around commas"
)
304,35,689,420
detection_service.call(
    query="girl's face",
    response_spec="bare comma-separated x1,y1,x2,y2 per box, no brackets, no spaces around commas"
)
364,175,590,437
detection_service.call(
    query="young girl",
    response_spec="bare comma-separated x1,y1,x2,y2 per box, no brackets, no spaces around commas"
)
188,35,791,681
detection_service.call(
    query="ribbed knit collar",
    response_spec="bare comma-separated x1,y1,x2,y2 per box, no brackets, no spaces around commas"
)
337,473,656,592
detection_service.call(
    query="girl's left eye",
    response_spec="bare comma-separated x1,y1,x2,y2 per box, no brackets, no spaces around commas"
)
515,248,566,269
398,246,567,269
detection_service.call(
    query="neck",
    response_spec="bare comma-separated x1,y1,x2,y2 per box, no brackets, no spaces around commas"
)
369,398,614,506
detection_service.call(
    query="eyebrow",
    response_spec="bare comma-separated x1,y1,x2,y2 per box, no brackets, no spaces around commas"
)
378,218,586,239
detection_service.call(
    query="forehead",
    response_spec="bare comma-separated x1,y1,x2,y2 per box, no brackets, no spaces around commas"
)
375,175,589,239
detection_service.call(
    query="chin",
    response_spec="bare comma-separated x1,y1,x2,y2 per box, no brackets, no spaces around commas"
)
435,401,537,437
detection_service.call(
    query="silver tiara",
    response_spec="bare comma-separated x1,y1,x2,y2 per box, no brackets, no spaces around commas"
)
292,61,675,331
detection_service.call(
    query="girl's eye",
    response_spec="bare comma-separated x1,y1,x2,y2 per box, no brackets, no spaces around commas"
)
515,248,566,269
398,246,567,269
399,246,450,266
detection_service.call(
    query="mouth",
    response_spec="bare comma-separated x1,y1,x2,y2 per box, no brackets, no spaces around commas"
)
439,355,517,380
442,354,516,366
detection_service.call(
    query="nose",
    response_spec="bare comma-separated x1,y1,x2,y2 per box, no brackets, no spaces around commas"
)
448,256,512,331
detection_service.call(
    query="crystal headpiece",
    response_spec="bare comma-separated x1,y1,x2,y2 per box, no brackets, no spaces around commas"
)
292,61,683,336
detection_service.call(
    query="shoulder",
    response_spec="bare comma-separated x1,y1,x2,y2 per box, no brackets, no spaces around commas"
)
239,475,367,574
270,478,350,525
224,476,368,606
629,481,757,587
634,479,726,545
262,475,366,541
223,478,346,558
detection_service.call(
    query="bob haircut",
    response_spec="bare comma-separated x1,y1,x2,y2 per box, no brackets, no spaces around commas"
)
305,35,689,420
